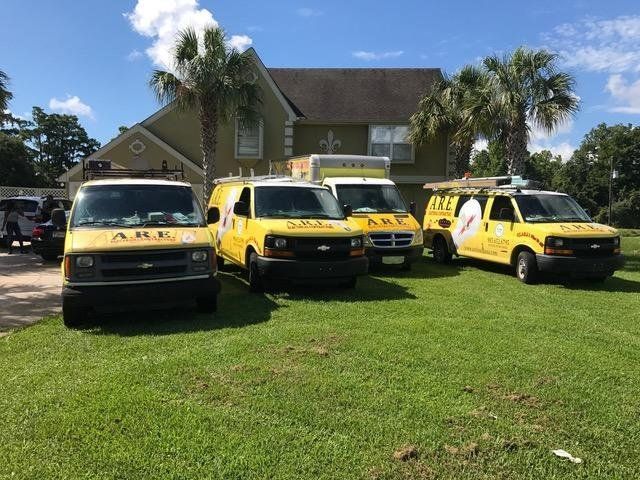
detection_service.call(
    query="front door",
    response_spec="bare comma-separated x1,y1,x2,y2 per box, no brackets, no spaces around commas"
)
484,195,517,264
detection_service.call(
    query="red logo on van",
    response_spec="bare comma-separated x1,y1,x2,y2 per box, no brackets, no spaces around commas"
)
438,218,452,228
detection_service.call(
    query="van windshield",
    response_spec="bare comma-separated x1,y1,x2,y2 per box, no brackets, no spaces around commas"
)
514,194,591,223
70,185,205,228
335,184,408,213
254,186,345,219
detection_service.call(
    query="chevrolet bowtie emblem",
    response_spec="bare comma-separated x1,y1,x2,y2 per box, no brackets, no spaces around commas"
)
590,244,600,249
317,245,331,251
138,262,154,269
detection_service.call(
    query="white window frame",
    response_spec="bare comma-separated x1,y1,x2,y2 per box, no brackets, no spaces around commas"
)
235,118,264,159
368,125,414,164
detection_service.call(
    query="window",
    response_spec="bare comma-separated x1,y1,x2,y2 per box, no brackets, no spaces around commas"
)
514,194,591,223
238,187,252,218
335,184,407,213
454,195,488,217
0,199,38,213
489,196,516,221
369,125,413,163
235,119,263,159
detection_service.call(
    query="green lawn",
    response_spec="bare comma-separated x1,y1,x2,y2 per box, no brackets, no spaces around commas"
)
1,238,639,479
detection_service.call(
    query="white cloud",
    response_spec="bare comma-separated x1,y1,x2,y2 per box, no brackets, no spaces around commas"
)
544,15,640,73
529,141,576,161
473,138,488,152
605,74,640,113
352,50,404,61
227,34,252,52
126,49,143,61
48,95,94,119
297,8,323,17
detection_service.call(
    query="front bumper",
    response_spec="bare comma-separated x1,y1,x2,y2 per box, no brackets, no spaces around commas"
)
62,275,221,310
256,255,369,280
365,246,423,265
536,254,625,275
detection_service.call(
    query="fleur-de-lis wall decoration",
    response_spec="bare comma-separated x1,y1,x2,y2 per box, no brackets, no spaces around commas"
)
319,130,341,154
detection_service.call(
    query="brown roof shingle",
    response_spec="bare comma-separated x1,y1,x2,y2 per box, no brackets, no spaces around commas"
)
267,68,442,122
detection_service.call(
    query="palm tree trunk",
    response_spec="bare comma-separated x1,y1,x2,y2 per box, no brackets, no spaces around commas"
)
199,102,218,206
454,141,473,178
506,116,528,175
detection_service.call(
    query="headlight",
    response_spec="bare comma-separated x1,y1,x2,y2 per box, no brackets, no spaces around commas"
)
266,236,288,249
191,250,208,262
351,237,363,248
546,236,564,247
76,255,94,268
613,236,620,246
413,229,424,245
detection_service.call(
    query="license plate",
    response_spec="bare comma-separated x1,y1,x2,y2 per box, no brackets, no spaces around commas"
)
52,231,65,238
382,256,405,265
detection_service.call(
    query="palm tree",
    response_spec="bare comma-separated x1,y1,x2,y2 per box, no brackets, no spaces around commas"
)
482,47,579,175
410,66,489,178
149,27,261,203
0,69,14,120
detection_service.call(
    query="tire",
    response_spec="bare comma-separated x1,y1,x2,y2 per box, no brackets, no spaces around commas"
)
41,252,59,262
62,298,86,328
342,276,357,288
196,295,218,313
515,251,538,284
248,252,263,293
432,236,452,264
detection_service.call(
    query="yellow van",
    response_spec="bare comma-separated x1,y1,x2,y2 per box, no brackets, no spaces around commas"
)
54,177,220,327
272,155,423,269
206,176,368,291
423,176,625,283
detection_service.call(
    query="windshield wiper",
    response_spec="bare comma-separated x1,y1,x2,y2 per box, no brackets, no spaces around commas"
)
75,221,130,227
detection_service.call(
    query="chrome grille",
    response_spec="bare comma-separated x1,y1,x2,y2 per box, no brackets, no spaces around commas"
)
98,249,190,282
368,231,414,248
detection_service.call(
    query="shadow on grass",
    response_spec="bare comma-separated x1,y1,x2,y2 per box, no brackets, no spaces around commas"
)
220,264,418,302
86,273,279,336
368,254,463,280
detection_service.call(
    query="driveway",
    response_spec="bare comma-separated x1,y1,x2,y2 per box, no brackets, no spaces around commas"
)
0,251,61,332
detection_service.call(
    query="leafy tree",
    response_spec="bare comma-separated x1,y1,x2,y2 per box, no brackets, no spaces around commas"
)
410,66,490,178
470,141,507,177
149,26,261,203
0,132,40,186
480,48,579,175
24,106,100,185
555,123,640,226
525,150,564,189
0,69,13,120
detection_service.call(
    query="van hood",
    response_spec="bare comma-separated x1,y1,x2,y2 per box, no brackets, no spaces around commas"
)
68,227,212,252
265,219,363,237
531,222,618,238
351,213,420,231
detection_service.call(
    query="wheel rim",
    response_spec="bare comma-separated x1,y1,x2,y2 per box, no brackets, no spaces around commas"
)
518,258,527,278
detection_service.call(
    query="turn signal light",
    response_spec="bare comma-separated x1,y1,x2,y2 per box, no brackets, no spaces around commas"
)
64,256,72,279
349,248,365,257
544,247,574,256
264,248,295,258
614,248,621,254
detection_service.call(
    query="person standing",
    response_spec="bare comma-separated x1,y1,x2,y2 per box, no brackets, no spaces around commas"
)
1,201,26,254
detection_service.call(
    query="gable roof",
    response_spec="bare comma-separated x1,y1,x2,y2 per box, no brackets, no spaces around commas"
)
268,68,442,123
56,124,204,182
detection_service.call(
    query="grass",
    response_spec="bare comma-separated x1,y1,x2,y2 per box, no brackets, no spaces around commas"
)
1,238,639,479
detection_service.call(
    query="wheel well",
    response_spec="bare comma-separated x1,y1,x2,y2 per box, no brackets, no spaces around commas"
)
510,245,535,266
433,233,453,253
245,245,256,268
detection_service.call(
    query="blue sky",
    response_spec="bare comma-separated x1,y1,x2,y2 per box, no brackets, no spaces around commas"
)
2,0,640,159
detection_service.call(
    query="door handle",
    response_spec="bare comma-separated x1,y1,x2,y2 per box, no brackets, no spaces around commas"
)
484,221,488,231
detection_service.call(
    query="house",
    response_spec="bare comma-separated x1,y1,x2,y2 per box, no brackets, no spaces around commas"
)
58,49,449,220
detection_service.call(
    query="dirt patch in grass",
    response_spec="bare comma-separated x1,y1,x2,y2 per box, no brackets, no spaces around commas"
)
504,392,540,408
393,444,418,461
278,334,343,358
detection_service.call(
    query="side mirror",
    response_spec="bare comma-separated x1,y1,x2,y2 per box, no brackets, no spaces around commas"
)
343,204,353,217
233,201,249,217
499,208,514,222
409,201,416,217
52,208,67,228
207,206,220,224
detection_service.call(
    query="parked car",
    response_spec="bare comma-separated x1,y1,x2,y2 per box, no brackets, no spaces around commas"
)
0,196,72,247
31,213,68,261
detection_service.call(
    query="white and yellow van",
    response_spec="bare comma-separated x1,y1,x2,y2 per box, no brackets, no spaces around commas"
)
206,176,368,291
272,155,423,269
54,177,220,327
423,176,625,283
